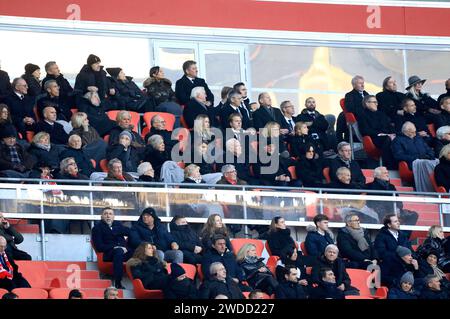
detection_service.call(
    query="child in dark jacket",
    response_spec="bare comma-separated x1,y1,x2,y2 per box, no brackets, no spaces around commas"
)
164,263,198,299
387,272,418,299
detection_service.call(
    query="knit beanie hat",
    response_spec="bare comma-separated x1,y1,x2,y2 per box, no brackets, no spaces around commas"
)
119,130,133,141
87,54,101,66
24,63,40,75
0,124,17,139
400,271,414,285
106,67,122,78
170,263,186,279
396,246,412,258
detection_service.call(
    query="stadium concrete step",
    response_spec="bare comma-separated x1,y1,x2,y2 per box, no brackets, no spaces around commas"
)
44,261,87,270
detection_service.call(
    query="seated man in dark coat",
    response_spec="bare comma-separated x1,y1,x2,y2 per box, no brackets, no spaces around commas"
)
41,61,74,108
199,261,244,299
108,110,145,147
216,164,248,186
37,79,72,122
143,114,177,154
434,143,450,192
201,235,244,284
296,97,330,151
0,213,31,260
337,212,378,269
304,214,334,258
106,130,143,173
169,215,203,265
419,274,449,299
0,236,31,292
394,98,431,143
0,125,35,178
358,95,396,169
434,96,450,129
129,208,183,263
77,91,116,137
91,207,131,289
376,76,406,123
391,121,435,170
74,54,111,103
252,92,284,130
220,90,251,130
329,141,366,187
374,214,413,262
309,267,345,299
60,134,95,177
183,86,215,129
275,266,308,299
35,106,69,145
175,60,214,106
3,78,36,137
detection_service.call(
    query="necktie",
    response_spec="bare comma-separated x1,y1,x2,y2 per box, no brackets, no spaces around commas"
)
288,119,294,131
360,92,364,99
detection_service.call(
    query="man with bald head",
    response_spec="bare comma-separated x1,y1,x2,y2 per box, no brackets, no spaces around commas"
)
0,236,31,291
252,92,284,130
35,105,69,145
144,114,176,153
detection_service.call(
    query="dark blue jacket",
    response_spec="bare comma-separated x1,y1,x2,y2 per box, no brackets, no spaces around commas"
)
129,217,176,251
60,147,95,176
275,281,308,299
304,229,334,257
74,64,109,101
201,247,244,282
91,220,130,253
388,285,418,299
374,226,412,262
380,254,419,287
419,287,449,300
337,227,377,262
309,281,345,299
391,133,435,169
169,221,202,253
311,255,352,290
267,228,297,258
28,143,64,170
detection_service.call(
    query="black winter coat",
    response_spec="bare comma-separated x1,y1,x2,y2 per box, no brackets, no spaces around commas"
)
376,90,406,121
295,157,325,188
434,157,450,192
175,75,214,106
405,91,438,116
387,285,418,299
129,218,176,251
305,230,334,257
74,65,109,100
164,277,198,299
108,126,145,147
344,89,369,116
380,255,420,287
391,133,435,169
3,93,36,134
42,73,74,102
144,127,176,154
35,121,69,145
252,106,284,130
201,247,244,281
199,279,244,299
394,112,429,135
183,98,215,129
107,76,147,111
169,221,203,253
144,78,177,106
0,142,35,171
329,157,366,186
60,147,95,176
37,94,72,122
129,256,169,290
374,226,412,262
76,98,116,137
358,108,395,138
416,236,449,270
142,146,170,180
91,220,130,253
309,281,345,299
434,110,450,130
337,227,377,262
311,255,353,290
0,70,12,101
267,228,298,258
28,143,63,170
419,287,449,299
238,256,273,288
106,144,143,173
275,281,308,299
21,73,42,98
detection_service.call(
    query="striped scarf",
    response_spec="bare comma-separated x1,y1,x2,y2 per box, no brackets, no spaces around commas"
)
8,146,21,165
0,252,13,280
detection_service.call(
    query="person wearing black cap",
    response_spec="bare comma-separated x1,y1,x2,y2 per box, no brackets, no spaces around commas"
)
405,75,439,123
0,125,35,178
163,263,199,299
129,207,183,263
387,271,418,299
22,63,43,98
106,67,152,112
74,54,111,104
380,245,421,288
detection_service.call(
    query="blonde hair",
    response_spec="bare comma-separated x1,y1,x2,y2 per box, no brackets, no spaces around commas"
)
71,112,87,129
428,225,442,239
236,243,256,263
32,131,50,144
193,114,212,139
261,121,280,138
439,143,450,159
184,164,200,178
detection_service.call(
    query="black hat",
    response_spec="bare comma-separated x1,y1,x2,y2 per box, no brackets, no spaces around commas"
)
24,63,40,75
0,124,17,139
170,263,186,279
139,207,160,222
106,67,122,78
406,75,426,90
87,54,101,66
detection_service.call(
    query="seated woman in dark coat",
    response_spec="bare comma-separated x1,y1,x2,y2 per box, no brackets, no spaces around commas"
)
106,130,143,173
77,91,116,137
199,214,232,252
387,271,419,299
434,143,450,192
236,243,278,295
58,157,89,181
61,134,95,177
163,263,198,299
289,122,323,158
28,132,64,172
136,162,157,184
267,216,304,269
126,241,169,290
186,142,215,175
142,134,170,180
169,215,203,265
311,244,359,295
416,225,450,273
108,110,145,147
295,144,325,188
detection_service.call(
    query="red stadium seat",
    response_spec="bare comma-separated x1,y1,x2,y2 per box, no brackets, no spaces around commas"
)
231,238,264,256
339,98,346,112
15,261,50,289
166,263,197,280
429,172,447,194
300,241,308,256
103,134,110,143
346,268,388,299
99,159,109,173
427,123,436,138
0,288,9,298
323,167,331,183
398,161,414,185
106,110,140,132
143,112,176,131
12,288,48,299
91,241,126,276
126,264,164,299
180,115,190,129
288,165,297,180
196,264,204,282
141,126,149,140
362,136,382,162
26,131,35,143
266,255,280,276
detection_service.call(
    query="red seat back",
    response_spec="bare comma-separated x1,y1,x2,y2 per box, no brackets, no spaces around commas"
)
12,288,48,299
323,167,331,183
15,261,48,288
143,112,176,131
107,110,140,132
288,165,297,180
231,238,264,256
362,136,382,160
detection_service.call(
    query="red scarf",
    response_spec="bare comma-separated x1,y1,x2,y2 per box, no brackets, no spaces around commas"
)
0,252,13,280
42,175,62,195
225,176,237,185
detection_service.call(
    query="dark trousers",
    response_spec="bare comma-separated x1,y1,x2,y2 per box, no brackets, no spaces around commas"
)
182,250,203,265
103,247,132,282
0,275,31,291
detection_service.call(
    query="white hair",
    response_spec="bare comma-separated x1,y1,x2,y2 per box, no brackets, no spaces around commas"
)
137,162,152,176
401,121,415,134
351,75,364,86
436,125,450,140
325,244,339,254
190,86,205,99
225,138,240,152
373,166,387,178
